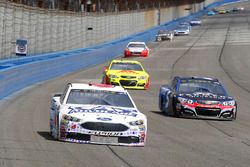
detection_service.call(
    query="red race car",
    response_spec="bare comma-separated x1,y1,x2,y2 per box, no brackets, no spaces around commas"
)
124,42,149,57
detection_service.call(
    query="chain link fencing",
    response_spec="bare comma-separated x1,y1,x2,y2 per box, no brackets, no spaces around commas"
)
0,0,216,60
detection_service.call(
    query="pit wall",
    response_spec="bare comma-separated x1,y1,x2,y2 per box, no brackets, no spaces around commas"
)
0,0,207,59
0,0,240,100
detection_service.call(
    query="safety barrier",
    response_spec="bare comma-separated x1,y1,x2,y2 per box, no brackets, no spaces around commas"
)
0,0,242,99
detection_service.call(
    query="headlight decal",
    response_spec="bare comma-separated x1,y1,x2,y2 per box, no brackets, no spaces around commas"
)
62,114,81,122
138,76,147,80
129,120,144,126
222,100,235,106
109,74,119,79
177,97,194,104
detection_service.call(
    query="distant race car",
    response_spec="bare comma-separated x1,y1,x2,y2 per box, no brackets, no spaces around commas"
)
159,76,237,120
174,26,190,35
179,22,192,31
218,9,226,14
155,30,174,41
190,18,202,26
124,42,149,57
50,83,147,146
207,10,216,16
102,59,150,90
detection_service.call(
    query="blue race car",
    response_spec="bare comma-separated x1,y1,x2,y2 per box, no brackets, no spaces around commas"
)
159,76,237,120
207,10,216,16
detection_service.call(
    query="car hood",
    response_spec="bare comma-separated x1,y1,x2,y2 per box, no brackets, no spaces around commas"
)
107,70,147,77
178,92,233,101
128,47,145,52
60,105,146,123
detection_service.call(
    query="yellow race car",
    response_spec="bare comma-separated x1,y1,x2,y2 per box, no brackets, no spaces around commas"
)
102,59,150,89
218,9,226,14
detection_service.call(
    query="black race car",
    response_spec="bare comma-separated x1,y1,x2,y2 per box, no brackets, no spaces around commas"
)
159,76,237,120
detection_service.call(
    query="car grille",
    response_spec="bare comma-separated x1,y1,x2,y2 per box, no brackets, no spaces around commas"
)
66,133,139,144
120,80,137,86
81,122,129,131
195,107,221,117
197,100,219,105
121,76,136,79
132,52,141,54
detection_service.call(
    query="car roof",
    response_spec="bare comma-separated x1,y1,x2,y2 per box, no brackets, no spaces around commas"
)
128,42,146,45
110,59,141,64
68,83,126,92
175,76,219,82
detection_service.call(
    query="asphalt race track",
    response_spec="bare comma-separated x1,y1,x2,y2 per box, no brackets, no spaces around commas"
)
1,1,250,167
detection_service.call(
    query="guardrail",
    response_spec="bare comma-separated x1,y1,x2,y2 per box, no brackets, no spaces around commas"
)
0,0,242,99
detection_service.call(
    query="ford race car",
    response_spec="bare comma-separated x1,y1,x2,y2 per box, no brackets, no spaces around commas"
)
124,42,149,57
102,59,150,90
50,83,147,146
159,76,237,120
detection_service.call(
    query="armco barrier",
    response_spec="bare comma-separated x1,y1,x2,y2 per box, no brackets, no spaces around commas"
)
0,0,242,99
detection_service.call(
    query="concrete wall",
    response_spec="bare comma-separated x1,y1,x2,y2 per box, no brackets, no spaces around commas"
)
0,0,216,60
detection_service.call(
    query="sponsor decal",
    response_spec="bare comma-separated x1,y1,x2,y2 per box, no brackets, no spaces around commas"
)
117,70,139,74
88,131,123,136
185,93,227,100
67,106,137,117
96,117,112,121
138,125,146,131
71,124,77,129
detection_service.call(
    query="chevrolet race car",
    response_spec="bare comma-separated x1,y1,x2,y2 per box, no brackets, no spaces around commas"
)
190,18,202,26
207,10,216,16
124,42,149,57
50,83,147,146
102,59,150,90
155,30,174,41
174,25,190,35
159,76,237,120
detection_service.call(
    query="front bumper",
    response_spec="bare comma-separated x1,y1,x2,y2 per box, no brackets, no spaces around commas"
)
59,120,146,146
174,31,189,35
124,51,148,57
176,103,236,120
108,78,149,90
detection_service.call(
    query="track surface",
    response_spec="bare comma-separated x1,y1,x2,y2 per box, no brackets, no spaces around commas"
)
1,2,250,167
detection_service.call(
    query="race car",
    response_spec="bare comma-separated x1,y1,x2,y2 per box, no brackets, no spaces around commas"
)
190,18,202,26
50,83,147,146
218,9,227,14
179,22,192,31
102,59,150,90
124,42,149,57
207,10,216,16
174,25,190,36
159,76,237,120
155,30,174,41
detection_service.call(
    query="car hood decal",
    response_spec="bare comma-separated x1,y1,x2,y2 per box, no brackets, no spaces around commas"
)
179,92,232,101
66,105,138,117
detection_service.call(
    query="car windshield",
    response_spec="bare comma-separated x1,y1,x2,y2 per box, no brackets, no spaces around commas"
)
110,62,143,71
177,25,188,29
67,89,135,108
128,43,145,48
177,79,227,95
158,30,167,34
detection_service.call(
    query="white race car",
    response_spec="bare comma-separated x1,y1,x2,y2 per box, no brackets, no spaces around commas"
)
50,83,147,146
